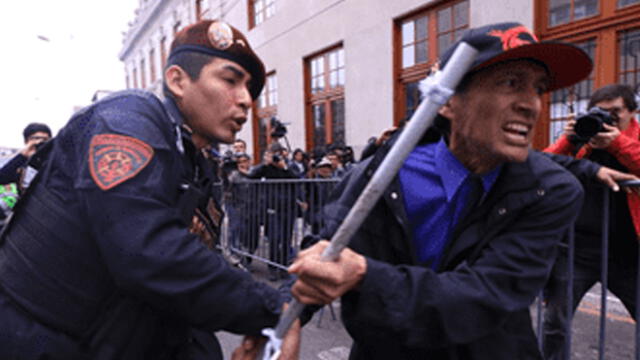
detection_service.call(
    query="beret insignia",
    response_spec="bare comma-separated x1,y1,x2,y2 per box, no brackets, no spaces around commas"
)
207,21,234,50
89,134,154,191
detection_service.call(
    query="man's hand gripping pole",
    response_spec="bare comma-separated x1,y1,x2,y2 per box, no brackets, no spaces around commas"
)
259,42,479,360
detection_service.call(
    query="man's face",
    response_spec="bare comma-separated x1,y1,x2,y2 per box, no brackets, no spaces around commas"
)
26,131,50,145
316,166,333,178
595,97,635,132
233,140,246,153
443,60,549,172
327,154,340,169
178,58,252,146
236,157,250,172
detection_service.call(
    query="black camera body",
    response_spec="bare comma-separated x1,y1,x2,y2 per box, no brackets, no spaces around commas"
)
221,150,238,172
270,117,288,139
272,154,282,163
574,107,618,140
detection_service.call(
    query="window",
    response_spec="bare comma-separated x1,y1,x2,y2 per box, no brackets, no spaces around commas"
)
548,0,599,27
396,0,469,123
149,48,156,83
253,72,278,161
140,58,146,88
618,28,640,89
536,0,640,149
249,0,276,28
306,46,346,150
548,39,596,144
619,0,640,8
436,1,469,58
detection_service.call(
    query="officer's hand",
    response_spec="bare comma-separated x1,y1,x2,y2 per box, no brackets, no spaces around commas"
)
589,123,620,149
595,166,639,193
289,240,367,305
190,214,214,249
231,336,266,360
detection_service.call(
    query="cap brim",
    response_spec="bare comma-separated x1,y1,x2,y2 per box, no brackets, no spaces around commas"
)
472,42,593,91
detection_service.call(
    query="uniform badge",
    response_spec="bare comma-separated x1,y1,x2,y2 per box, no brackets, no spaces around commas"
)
207,21,234,50
89,134,154,191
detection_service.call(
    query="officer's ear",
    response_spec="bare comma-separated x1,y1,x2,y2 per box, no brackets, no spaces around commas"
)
165,65,190,99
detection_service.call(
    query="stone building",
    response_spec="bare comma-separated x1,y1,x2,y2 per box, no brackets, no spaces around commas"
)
120,0,640,160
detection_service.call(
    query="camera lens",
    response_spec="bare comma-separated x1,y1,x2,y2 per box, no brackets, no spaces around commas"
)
574,116,602,139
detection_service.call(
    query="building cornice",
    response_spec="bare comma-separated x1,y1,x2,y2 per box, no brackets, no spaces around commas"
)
119,0,173,61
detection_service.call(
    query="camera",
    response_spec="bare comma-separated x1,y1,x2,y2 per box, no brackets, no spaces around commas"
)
574,107,618,140
272,154,282,163
221,150,238,172
270,117,288,139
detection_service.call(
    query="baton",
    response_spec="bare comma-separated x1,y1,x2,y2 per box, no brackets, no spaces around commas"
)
259,42,479,360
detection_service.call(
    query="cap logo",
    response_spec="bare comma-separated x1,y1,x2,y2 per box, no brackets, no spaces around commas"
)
488,25,539,51
207,21,234,50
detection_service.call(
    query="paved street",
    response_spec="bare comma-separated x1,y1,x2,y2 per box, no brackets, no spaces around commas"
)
217,264,636,359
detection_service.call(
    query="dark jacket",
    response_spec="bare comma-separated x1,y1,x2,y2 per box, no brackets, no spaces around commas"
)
0,153,27,185
0,90,282,359
317,132,593,359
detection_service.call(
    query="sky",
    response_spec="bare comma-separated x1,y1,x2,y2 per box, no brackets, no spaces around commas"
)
0,1,139,149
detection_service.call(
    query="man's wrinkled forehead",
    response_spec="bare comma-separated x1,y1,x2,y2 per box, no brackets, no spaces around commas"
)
463,59,550,89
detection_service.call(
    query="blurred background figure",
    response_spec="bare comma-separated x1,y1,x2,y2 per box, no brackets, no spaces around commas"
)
0,122,52,185
290,148,309,178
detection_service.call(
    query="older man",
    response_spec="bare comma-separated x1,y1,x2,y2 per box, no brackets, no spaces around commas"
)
0,20,298,359
289,22,635,359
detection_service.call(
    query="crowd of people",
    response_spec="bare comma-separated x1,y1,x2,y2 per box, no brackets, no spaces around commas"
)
222,138,358,181
0,18,639,360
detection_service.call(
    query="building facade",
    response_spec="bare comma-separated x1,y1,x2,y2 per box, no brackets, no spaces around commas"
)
120,0,640,160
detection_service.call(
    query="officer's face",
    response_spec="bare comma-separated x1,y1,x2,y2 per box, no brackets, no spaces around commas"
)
441,60,549,173
178,58,252,148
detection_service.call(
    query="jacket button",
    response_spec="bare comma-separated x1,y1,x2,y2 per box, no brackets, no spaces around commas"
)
537,189,545,196
498,208,507,215
390,192,398,200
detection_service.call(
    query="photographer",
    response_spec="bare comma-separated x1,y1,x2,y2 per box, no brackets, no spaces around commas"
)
543,84,640,359
248,143,300,280
0,122,52,185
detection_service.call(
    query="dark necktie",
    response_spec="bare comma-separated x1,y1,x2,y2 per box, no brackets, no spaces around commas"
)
459,175,484,223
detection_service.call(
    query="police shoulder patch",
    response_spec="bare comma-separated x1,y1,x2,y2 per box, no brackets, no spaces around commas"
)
89,134,154,191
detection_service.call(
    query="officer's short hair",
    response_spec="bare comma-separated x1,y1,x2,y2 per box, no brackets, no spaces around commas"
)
588,84,638,111
165,51,214,82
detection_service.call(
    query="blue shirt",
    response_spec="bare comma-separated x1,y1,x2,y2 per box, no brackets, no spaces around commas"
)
398,139,501,269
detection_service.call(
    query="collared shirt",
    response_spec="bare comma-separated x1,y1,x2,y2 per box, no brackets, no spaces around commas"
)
399,138,501,268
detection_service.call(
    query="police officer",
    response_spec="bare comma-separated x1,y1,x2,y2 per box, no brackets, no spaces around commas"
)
0,20,298,359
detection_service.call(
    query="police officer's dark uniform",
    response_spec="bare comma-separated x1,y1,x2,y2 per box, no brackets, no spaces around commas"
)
0,20,282,359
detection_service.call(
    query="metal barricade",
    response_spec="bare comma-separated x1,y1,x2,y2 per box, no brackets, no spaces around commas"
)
539,180,640,359
222,177,340,272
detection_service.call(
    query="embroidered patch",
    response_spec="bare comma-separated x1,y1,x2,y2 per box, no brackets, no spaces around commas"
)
89,134,154,191
488,25,538,51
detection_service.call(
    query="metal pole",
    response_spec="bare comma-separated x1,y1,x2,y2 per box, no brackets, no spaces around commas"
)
259,42,479,360
598,187,609,360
